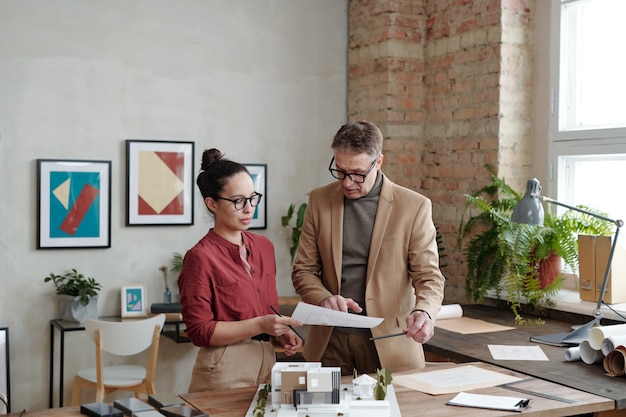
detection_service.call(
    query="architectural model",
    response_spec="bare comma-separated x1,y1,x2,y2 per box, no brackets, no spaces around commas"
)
245,362,401,417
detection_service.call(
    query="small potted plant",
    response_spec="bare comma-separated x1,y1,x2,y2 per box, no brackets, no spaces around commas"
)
44,268,102,323
281,202,307,262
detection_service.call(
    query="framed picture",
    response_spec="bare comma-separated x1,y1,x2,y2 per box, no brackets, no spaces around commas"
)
126,140,195,226
244,164,267,229
0,328,9,413
37,159,111,249
121,285,147,317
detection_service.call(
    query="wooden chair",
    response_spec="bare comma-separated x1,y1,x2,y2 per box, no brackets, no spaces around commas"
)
71,314,166,405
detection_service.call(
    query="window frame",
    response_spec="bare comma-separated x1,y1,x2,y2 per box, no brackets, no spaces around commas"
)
548,0,626,200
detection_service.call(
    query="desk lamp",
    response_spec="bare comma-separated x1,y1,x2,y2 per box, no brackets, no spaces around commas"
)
511,178,623,346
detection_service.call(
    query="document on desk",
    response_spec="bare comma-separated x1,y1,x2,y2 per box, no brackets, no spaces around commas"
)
393,364,521,395
291,302,384,328
435,317,515,334
488,344,549,361
447,391,530,412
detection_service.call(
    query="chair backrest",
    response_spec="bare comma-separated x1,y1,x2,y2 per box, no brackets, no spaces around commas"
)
84,314,166,356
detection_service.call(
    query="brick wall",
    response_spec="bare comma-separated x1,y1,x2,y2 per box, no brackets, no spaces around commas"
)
348,0,535,302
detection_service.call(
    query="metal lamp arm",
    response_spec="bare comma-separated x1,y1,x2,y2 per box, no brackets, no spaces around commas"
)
594,225,621,315
534,194,622,227
535,194,624,316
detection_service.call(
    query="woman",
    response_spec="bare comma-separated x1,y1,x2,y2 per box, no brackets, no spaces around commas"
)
179,148,303,392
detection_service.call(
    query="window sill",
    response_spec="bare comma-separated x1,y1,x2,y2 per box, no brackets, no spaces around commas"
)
547,288,626,322
484,287,626,324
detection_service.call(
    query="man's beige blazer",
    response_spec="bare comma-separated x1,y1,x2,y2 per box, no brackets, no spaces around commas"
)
292,174,445,371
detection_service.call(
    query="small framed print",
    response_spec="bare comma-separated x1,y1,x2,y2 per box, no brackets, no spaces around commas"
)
126,140,195,226
121,285,147,317
244,164,267,229
37,159,111,249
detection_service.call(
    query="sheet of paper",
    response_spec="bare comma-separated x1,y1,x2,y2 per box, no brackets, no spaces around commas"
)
393,364,521,395
488,344,549,361
447,391,530,412
435,317,515,334
291,302,384,328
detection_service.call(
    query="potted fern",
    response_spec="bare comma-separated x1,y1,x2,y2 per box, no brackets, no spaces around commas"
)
458,166,612,324
44,268,102,323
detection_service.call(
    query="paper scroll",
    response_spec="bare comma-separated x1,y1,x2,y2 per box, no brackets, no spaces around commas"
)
437,304,463,320
602,335,626,356
564,346,581,362
603,346,626,376
589,324,626,350
579,340,604,365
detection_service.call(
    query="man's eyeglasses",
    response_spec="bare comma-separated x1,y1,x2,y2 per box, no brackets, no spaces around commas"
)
328,156,377,184
214,193,263,210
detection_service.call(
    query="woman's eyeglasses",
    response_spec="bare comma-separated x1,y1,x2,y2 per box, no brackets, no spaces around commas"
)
214,193,263,210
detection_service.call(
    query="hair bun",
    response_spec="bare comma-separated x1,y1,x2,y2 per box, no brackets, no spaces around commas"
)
201,148,224,171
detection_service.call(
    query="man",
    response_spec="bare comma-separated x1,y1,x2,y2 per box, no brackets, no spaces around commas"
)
292,120,445,375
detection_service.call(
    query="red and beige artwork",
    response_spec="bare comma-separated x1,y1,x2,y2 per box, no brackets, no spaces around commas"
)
137,151,185,215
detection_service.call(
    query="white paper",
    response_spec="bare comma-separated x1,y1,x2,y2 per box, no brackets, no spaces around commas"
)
447,391,529,412
291,302,384,328
393,364,521,395
488,345,549,361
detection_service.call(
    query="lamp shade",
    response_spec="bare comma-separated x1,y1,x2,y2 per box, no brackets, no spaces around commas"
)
511,178,544,226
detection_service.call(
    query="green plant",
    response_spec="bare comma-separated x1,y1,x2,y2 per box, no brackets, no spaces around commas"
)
44,268,101,306
170,252,184,274
458,166,613,324
281,202,307,262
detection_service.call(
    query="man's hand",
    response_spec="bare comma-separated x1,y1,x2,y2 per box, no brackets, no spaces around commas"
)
404,310,434,343
319,295,362,313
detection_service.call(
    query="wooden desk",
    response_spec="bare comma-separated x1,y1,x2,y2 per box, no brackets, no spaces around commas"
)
178,362,612,417
426,304,626,409
10,362,613,416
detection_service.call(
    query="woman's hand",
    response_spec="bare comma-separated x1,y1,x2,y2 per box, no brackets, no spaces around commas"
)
278,331,304,356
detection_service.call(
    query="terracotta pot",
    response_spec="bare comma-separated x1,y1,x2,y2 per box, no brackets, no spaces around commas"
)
537,251,563,289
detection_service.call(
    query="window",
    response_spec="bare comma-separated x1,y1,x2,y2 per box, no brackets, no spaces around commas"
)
550,0,626,223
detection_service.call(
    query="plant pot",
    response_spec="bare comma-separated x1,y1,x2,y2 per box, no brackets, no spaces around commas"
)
538,252,563,289
58,294,98,323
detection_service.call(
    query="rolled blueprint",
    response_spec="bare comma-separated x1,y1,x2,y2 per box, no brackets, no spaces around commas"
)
437,304,463,320
564,346,581,362
589,324,626,350
601,335,626,356
603,346,626,376
580,340,604,365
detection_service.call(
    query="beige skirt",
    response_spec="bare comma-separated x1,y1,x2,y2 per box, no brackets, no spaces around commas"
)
188,338,276,392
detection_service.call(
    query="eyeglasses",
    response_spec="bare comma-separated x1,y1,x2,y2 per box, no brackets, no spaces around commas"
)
214,193,263,210
328,156,378,184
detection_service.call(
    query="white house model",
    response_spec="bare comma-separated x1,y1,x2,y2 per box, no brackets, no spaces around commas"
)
268,362,391,417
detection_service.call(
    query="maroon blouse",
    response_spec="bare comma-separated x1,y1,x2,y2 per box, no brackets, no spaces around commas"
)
178,230,279,347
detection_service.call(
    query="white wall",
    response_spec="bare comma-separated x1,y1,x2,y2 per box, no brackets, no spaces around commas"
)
0,0,347,411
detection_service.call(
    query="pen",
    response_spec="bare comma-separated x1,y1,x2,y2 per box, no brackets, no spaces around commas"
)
270,305,306,343
369,331,407,341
